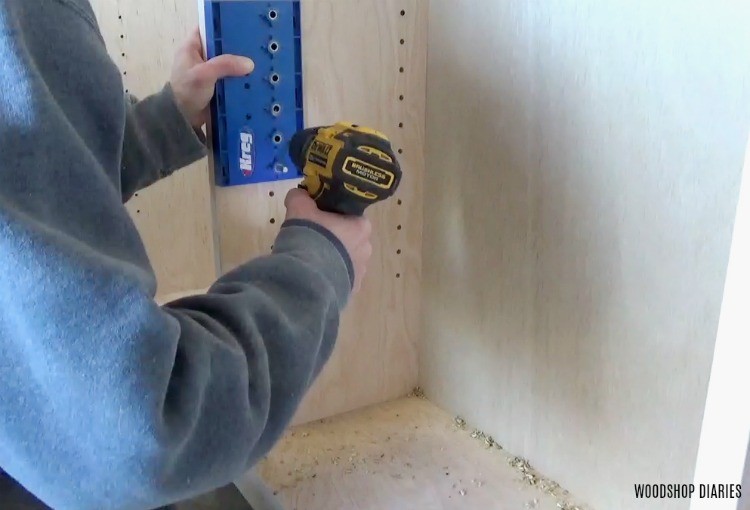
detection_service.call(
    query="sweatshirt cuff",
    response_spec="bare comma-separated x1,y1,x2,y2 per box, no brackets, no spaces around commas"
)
273,220,354,308
149,83,207,176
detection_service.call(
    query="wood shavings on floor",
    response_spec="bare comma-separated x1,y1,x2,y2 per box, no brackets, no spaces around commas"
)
456,417,587,510
409,386,426,399
246,397,590,510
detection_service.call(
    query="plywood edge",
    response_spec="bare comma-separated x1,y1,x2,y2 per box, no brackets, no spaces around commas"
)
196,0,224,282
196,0,206,51
691,138,750,510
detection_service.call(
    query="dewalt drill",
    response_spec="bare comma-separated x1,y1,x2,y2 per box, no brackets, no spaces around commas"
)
289,122,402,216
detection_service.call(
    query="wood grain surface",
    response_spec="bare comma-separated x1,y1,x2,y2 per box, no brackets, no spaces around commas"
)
90,0,427,424
90,0,218,296
250,397,588,510
212,0,427,425
421,2,750,510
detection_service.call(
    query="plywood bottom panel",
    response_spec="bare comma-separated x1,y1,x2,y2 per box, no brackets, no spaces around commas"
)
250,398,589,510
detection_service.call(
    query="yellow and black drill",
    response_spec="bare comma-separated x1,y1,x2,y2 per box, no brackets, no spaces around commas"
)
289,122,403,216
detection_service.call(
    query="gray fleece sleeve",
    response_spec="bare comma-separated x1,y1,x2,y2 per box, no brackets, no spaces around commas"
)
156,220,353,495
0,2,355,510
120,84,208,201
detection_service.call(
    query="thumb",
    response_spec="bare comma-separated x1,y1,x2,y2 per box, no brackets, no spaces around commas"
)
197,54,254,84
284,188,318,218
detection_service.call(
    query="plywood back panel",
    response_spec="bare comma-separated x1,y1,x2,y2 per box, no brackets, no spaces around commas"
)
91,0,426,424
421,2,750,509
90,0,218,296
214,0,427,424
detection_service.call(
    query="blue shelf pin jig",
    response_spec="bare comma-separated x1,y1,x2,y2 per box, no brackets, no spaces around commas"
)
203,0,304,186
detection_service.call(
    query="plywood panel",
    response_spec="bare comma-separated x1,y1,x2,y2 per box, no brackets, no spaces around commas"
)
422,2,750,510
691,139,750,510
250,397,588,510
213,0,427,424
90,0,218,295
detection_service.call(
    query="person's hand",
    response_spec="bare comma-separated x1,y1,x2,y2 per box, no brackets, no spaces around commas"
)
170,28,255,129
284,189,373,294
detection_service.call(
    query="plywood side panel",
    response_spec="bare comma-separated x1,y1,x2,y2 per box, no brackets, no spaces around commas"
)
213,0,427,424
90,0,218,295
422,2,750,510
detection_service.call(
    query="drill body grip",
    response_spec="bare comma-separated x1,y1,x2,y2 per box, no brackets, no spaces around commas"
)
290,123,402,216
313,192,370,217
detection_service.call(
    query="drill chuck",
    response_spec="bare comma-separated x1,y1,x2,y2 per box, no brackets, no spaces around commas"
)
289,128,319,170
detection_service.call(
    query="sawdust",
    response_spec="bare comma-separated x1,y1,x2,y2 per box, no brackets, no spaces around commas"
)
456,419,588,510
409,386,426,399
540,480,560,495
557,503,583,510
266,403,589,510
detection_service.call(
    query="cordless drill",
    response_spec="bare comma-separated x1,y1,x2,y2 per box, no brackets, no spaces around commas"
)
289,122,403,216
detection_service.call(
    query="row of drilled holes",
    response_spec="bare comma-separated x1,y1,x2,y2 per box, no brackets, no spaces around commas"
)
125,10,407,272
119,9,407,277
395,7,407,279
265,8,408,274
118,15,131,96
119,13,140,213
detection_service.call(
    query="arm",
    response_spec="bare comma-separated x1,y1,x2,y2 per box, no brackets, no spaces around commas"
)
119,85,207,201
120,29,254,201
0,3,369,509
1,200,356,510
